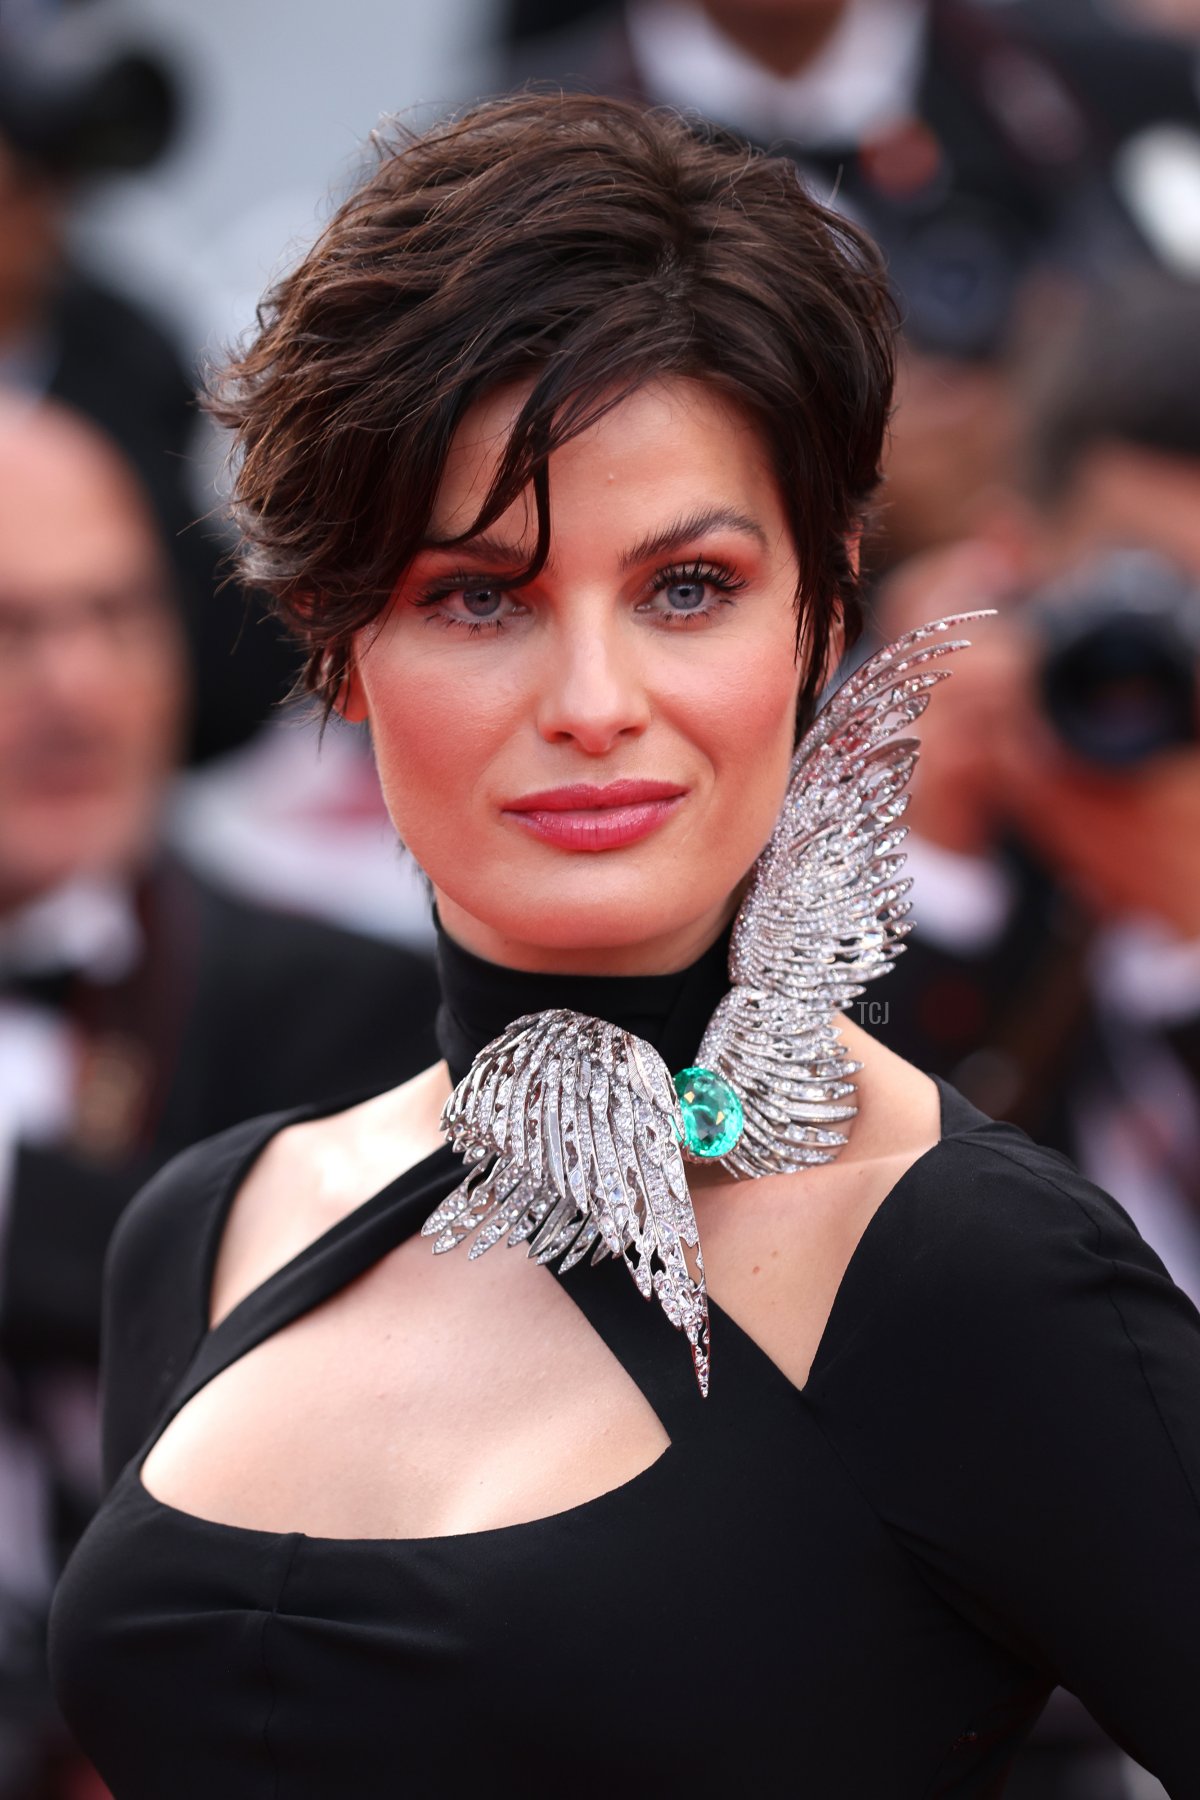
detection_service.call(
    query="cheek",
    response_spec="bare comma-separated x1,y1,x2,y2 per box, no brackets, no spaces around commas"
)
655,633,800,887
360,652,510,848
671,633,798,786
127,649,189,764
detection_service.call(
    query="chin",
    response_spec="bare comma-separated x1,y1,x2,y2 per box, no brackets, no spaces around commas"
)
424,812,760,964
506,903,688,953
441,858,737,970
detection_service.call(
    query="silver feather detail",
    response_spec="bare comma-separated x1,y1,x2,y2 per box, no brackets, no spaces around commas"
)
422,1011,710,1394
422,609,995,1393
696,608,997,1177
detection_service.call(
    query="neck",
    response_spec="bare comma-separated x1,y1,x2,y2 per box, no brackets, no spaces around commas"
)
700,0,851,78
432,906,736,1087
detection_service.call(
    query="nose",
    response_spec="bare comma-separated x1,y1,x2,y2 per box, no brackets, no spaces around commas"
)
535,609,650,754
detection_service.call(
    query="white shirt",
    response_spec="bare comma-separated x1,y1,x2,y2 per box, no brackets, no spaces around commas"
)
626,0,928,146
0,872,143,1233
0,875,144,1653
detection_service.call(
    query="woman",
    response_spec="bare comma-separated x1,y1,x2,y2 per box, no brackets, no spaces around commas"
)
49,93,1200,1796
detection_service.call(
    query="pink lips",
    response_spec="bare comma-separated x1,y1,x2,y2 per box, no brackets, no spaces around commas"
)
502,779,688,852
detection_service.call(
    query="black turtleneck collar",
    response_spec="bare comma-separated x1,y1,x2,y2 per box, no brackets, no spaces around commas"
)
434,911,734,1086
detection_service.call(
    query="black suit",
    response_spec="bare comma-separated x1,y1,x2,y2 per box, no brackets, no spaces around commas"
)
0,851,438,1796
1,851,439,1379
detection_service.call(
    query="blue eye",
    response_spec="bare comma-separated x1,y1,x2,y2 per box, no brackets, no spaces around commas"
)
413,577,526,633
460,586,505,618
642,560,746,624
663,579,709,612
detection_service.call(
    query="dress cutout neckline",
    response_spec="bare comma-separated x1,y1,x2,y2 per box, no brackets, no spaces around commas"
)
126,1071,987,1548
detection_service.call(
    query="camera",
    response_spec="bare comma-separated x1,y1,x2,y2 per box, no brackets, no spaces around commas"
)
1022,548,1200,768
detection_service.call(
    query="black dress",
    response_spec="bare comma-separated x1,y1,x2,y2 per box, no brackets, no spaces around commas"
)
47,926,1200,1796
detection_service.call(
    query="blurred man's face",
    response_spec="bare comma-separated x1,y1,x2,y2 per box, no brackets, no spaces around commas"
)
1039,440,1200,582
701,0,849,74
705,0,846,14
1111,0,1200,34
0,404,189,910
877,347,1017,569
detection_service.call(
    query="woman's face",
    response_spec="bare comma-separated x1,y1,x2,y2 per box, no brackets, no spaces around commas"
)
344,376,834,973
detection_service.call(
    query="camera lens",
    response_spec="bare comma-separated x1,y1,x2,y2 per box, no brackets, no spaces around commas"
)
1028,550,1200,768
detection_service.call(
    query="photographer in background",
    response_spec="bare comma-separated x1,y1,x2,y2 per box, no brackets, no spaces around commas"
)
506,1,1200,583
876,270,1200,1295
0,16,295,771
866,267,1200,1800
0,396,439,1799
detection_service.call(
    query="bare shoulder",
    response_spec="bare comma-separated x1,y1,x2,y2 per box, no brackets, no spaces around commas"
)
208,1061,452,1329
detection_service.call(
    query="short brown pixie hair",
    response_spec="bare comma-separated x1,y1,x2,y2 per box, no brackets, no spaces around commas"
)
209,91,898,739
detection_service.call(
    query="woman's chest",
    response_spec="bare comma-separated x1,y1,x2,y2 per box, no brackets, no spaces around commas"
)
136,1159,904,1542
54,1398,1040,1800
139,1223,674,1538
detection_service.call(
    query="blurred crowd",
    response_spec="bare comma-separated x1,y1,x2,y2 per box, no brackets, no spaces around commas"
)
3,1,1200,1796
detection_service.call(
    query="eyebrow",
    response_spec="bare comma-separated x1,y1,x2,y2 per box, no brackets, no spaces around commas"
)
417,530,533,569
618,506,769,570
417,505,769,574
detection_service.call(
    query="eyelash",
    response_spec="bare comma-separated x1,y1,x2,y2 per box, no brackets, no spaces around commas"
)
413,560,747,635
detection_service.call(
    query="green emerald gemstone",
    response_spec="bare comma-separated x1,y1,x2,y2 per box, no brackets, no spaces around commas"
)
673,1066,744,1159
